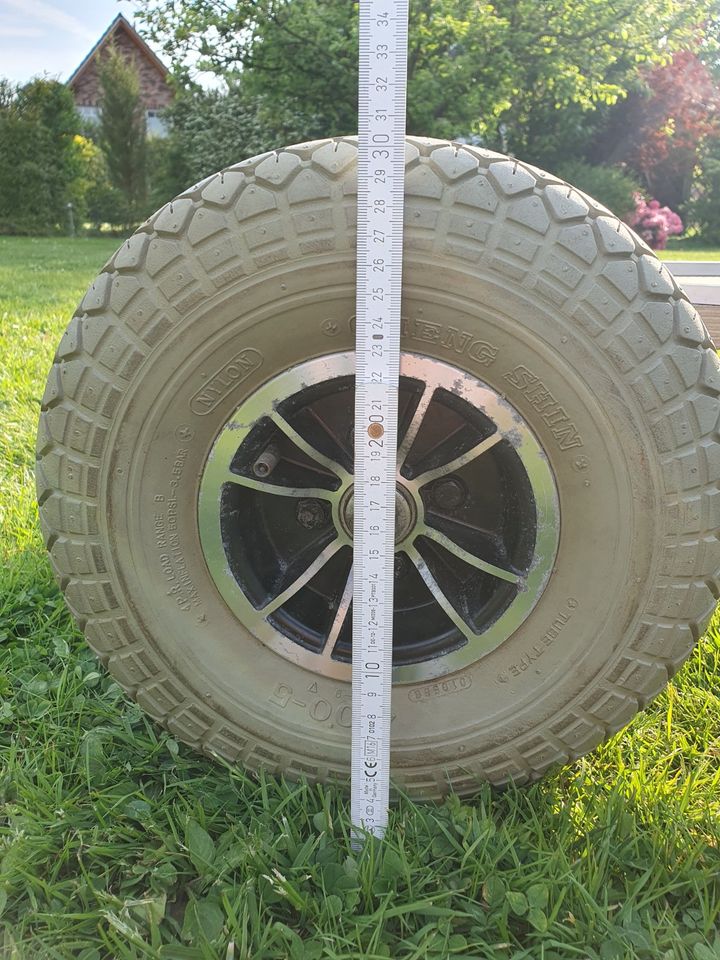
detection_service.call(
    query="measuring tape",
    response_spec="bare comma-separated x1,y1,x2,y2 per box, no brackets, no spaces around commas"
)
351,0,409,842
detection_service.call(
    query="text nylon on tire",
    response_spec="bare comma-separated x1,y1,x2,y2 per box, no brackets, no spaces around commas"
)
37,138,720,797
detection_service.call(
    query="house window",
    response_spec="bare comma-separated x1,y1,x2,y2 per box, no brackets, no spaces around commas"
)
77,105,101,124
146,109,168,137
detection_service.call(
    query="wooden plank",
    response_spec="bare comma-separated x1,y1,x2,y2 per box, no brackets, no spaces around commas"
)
696,304,720,346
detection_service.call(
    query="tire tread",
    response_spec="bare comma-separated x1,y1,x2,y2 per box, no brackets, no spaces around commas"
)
36,137,720,795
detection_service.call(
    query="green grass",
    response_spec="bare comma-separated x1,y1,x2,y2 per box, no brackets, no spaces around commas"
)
1,235,720,959
660,238,720,261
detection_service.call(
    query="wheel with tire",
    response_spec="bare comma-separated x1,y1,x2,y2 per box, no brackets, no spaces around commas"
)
37,138,720,796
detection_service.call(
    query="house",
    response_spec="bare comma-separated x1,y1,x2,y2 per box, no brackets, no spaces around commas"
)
67,13,173,137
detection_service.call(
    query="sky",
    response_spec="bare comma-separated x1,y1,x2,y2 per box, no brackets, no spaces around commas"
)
0,0,153,85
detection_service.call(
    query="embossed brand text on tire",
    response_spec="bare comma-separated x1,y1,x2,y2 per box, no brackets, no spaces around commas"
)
504,364,584,450
190,348,264,415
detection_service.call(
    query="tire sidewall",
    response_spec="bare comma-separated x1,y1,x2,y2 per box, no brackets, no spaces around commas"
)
104,252,659,778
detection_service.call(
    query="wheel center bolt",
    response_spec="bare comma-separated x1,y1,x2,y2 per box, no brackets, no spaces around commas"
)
296,498,327,529
431,477,466,510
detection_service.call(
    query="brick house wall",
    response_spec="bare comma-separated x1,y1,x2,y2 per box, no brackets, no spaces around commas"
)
68,15,173,136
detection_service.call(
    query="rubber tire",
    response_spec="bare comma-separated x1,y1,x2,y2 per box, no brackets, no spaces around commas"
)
37,138,720,797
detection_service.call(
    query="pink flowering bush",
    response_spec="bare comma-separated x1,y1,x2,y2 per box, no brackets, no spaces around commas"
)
626,193,683,250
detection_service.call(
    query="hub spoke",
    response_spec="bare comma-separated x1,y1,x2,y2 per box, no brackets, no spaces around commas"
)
224,472,337,501
198,353,560,681
397,385,434,471
419,526,520,584
269,411,351,483
305,407,353,461
414,432,503,488
320,564,354,662
411,421,466,468
425,510,499,542
406,545,476,644
260,539,343,617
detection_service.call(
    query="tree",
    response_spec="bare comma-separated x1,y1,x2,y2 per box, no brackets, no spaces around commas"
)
98,47,148,226
148,84,321,201
0,79,83,234
133,0,720,161
591,51,720,210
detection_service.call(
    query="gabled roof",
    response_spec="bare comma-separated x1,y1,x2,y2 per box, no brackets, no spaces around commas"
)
67,13,169,88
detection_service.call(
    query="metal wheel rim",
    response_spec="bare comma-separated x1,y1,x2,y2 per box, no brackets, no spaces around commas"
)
198,352,560,683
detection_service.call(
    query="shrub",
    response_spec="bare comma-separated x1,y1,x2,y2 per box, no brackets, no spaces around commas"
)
626,193,683,249
73,135,128,230
555,160,640,217
156,85,319,200
0,79,83,234
687,137,720,244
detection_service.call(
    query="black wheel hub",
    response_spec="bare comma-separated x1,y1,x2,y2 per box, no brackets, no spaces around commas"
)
198,353,560,682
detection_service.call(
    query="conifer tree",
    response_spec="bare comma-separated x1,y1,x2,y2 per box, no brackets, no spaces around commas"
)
98,47,148,226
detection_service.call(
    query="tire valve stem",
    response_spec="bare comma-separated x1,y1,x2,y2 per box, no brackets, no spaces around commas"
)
252,444,280,478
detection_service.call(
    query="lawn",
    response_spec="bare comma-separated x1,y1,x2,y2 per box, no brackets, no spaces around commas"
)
660,239,720,262
1,235,720,959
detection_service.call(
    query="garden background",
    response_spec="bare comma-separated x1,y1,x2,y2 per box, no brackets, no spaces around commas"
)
2,1,720,957
2,0,720,251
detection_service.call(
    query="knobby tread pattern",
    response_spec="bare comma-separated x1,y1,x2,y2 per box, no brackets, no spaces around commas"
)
36,138,720,795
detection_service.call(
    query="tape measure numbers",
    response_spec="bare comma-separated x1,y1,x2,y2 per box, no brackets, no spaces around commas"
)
351,0,410,841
